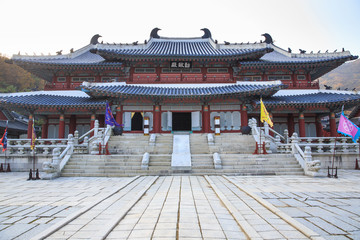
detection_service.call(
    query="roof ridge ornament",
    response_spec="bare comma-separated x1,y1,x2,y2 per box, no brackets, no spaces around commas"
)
150,28,161,39
261,33,273,44
90,34,102,45
201,28,212,39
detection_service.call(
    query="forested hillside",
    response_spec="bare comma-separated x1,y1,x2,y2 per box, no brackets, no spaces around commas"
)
319,59,360,90
0,54,45,93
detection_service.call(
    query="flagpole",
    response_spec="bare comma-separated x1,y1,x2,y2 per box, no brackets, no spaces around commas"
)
331,134,337,177
260,121,262,154
4,121,7,170
33,117,36,179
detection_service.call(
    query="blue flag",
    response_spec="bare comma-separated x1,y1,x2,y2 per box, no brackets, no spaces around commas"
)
105,103,120,127
0,127,7,152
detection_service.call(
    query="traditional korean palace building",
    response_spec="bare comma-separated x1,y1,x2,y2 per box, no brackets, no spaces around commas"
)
1,28,359,139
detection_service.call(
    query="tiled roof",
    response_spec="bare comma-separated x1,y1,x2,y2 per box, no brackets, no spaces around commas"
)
259,50,356,63
11,46,122,81
0,92,106,109
81,81,284,99
93,38,273,60
10,32,357,81
0,120,28,132
261,92,360,107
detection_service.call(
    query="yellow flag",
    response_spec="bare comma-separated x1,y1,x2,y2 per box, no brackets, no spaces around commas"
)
260,98,273,127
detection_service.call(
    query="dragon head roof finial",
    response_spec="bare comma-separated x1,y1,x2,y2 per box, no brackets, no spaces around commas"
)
150,28,161,38
201,28,212,39
261,33,273,44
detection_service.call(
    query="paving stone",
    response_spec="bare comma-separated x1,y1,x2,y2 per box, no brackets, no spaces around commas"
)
0,223,35,239
306,217,347,235
0,172,360,240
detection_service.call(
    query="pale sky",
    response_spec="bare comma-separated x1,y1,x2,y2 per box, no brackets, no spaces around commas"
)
1,0,359,58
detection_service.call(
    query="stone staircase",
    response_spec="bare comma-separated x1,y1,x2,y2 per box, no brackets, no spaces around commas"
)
108,134,151,154
61,133,304,177
210,133,256,154
189,133,303,175
220,154,304,175
61,154,143,177
61,133,174,177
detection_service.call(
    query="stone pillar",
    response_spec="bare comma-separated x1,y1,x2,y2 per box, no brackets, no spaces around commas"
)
202,104,210,133
27,113,34,139
329,111,337,137
69,115,76,135
90,113,96,137
299,111,306,137
315,114,324,137
287,113,295,137
241,105,248,127
153,104,161,133
58,113,65,139
41,117,48,139
116,105,122,126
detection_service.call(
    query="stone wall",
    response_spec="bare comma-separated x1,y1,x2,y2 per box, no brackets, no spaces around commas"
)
312,153,359,169
0,155,51,172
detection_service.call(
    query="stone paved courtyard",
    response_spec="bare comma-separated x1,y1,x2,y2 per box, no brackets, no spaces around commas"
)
0,171,359,240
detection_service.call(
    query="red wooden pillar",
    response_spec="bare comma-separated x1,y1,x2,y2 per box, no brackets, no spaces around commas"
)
98,115,105,128
90,113,96,137
292,71,297,88
315,114,324,137
69,115,76,135
202,104,210,133
58,113,65,139
287,113,294,137
116,105,123,125
66,75,71,89
153,105,161,133
262,72,266,82
241,105,248,127
329,111,337,137
27,113,34,138
41,117,48,139
202,67,207,81
299,111,306,137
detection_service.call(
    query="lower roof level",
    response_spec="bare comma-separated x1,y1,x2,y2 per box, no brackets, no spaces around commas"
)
1,81,360,114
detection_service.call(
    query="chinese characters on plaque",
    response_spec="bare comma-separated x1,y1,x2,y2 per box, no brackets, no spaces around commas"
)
170,61,192,68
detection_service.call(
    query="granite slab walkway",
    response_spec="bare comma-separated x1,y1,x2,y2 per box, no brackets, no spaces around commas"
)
0,170,359,239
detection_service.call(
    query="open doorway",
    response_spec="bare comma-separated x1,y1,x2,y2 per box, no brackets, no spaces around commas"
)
172,112,191,131
131,112,143,131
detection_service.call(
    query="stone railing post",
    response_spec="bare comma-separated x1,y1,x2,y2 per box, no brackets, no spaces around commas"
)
304,146,312,162
291,133,299,154
74,130,79,145
329,138,336,153
67,134,74,155
284,129,289,143
275,135,281,145
51,148,61,168
94,120,99,138
141,152,150,170
90,140,99,155
341,138,348,153
264,121,269,135
213,152,222,169
317,138,324,153
43,147,50,155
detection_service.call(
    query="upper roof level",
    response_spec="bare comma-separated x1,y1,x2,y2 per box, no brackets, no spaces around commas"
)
9,28,357,83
